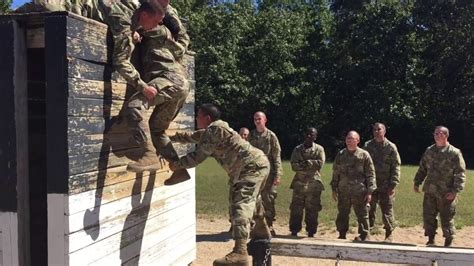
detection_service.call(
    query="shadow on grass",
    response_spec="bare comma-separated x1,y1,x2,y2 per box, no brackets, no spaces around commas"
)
196,231,233,243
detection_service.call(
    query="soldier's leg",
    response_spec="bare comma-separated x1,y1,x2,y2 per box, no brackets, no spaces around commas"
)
353,194,370,241
125,93,161,172
215,160,268,265
368,190,379,229
305,188,322,237
379,191,396,241
336,193,351,239
261,177,277,235
423,193,438,245
289,189,304,235
149,82,189,161
439,197,457,247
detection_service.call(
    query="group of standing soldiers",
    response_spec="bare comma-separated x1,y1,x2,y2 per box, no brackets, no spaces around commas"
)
283,123,466,250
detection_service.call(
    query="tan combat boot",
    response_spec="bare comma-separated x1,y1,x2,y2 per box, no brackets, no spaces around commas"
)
164,168,191,185
127,144,162,172
213,239,249,266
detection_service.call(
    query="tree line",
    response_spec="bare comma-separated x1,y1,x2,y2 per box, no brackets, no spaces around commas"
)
176,0,473,166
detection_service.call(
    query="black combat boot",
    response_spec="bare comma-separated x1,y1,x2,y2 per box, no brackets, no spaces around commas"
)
444,236,453,247
338,232,347,239
426,235,435,246
384,230,393,242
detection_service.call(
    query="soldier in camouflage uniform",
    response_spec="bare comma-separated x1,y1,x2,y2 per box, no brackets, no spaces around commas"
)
125,3,191,175
249,111,283,236
331,131,376,241
414,126,466,247
239,127,250,141
169,104,270,266
289,127,325,237
17,0,190,174
363,122,401,242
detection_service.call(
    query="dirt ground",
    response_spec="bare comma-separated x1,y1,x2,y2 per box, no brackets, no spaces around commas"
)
194,216,474,266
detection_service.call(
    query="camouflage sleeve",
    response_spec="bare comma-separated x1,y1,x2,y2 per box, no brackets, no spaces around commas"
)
104,10,148,93
365,154,377,193
452,151,467,193
270,134,283,177
174,127,218,169
164,6,190,55
170,129,205,144
330,153,341,192
290,147,307,171
414,151,428,186
389,145,401,190
308,147,325,172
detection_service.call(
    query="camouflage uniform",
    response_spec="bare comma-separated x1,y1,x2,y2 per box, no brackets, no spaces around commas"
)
125,20,190,161
331,147,376,237
289,143,326,235
413,144,466,239
173,120,270,240
363,138,401,233
249,129,283,227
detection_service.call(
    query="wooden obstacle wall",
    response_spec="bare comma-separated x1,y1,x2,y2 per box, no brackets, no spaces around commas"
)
1,12,196,266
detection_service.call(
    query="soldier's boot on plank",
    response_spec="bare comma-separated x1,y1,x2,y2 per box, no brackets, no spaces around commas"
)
354,233,370,241
426,235,435,246
127,143,162,172
156,139,191,185
444,236,454,247
250,216,271,240
384,230,393,242
338,232,347,239
213,239,249,266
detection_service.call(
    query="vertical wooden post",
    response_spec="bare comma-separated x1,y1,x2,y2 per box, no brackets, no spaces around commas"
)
0,17,30,266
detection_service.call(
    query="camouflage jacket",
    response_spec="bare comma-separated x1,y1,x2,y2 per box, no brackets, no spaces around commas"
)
290,143,326,189
174,120,268,183
331,147,376,194
414,144,466,196
363,138,401,191
170,129,205,144
52,1,188,93
140,24,187,88
249,129,283,179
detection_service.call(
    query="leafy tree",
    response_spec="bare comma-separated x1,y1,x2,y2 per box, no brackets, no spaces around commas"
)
0,0,12,14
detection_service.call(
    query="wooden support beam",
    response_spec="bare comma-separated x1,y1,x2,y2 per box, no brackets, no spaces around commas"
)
271,238,474,266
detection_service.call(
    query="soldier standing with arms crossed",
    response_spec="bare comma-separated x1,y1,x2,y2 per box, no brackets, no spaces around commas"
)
331,131,376,241
289,127,325,237
414,126,466,247
249,111,283,236
363,122,401,242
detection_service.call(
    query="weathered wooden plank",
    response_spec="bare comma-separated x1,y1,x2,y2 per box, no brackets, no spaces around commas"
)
68,114,194,136
0,212,19,266
67,175,194,233
67,186,193,252
123,232,195,265
68,57,123,82
47,194,68,266
67,168,177,215
271,238,474,266
66,15,108,48
69,166,140,195
66,36,110,64
71,219,195,266
68,78,127,100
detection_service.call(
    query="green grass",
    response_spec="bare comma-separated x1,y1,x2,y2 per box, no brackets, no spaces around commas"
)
196,159,474,228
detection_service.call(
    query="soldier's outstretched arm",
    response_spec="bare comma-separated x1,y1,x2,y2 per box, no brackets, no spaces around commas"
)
174,127,218,169
170,130,205,144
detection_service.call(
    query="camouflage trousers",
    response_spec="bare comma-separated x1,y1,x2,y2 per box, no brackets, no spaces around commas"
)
231,157,270,240
336,192,370,236
369,190,396,232
289,180,323,235
261,175,278,227
423,193,457,238
125,78,189,160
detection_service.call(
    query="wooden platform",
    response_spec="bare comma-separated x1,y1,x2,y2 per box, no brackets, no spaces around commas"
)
1,11,196,266
271,237,474,265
